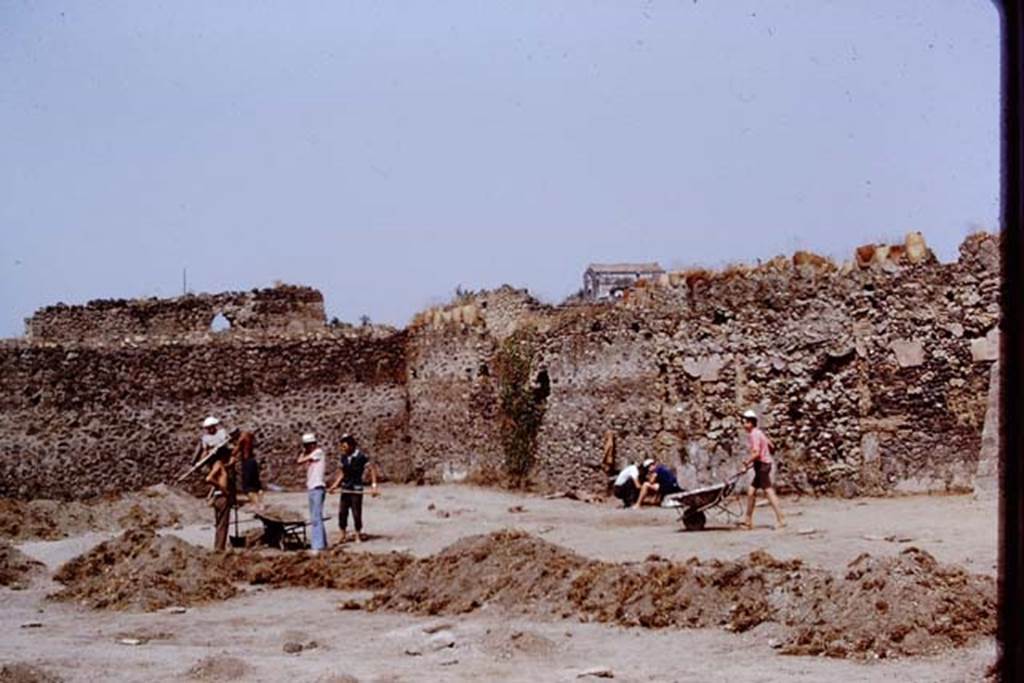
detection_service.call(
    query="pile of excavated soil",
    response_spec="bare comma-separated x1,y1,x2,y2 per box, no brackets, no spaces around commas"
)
50,528,995,660
51,529,411,611
51,528,236,611
778,547,998,658
370,530,996,660
370,529,589,616
222,545,413,591
0,484,208,541
0,541,44,589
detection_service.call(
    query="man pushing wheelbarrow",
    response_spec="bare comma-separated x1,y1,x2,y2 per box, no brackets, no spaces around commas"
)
738,409,786,530
662,409,786,531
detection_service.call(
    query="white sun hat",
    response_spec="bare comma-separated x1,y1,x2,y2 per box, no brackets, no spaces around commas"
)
203,416,220,428
301,433,317,444
742,409,758,419
642,458,655,467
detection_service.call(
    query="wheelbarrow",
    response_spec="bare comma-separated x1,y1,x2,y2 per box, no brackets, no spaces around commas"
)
661,473,744,531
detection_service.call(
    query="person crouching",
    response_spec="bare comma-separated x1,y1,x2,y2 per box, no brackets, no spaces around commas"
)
612,458,652,508
634,459,683,508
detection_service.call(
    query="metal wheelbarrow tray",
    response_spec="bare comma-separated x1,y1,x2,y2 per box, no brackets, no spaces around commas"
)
661,475,743,530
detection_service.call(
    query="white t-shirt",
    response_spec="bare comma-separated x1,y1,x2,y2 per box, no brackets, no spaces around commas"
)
201,428,229,451
305,448,326,489
614,464,639,487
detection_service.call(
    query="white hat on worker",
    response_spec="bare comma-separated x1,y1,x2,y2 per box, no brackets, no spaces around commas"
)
742,409,758,419
203,416,220,428
301,433,317,444
642,458,655,467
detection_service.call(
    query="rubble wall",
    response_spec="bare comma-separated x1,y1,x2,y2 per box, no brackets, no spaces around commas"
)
0,234,1001,499
408,234,1001,496
0,334,409,498
25,285,326,343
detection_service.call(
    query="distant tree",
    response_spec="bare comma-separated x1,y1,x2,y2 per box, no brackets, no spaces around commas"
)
329,316,341,327
359,314,371,327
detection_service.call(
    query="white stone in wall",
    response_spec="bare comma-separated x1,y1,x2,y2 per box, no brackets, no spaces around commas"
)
682,354,725,382
860,431,880,463
890,339,925,368
969,327,1000,363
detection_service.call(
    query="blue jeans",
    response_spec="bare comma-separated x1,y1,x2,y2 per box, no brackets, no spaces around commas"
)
308,487,327,551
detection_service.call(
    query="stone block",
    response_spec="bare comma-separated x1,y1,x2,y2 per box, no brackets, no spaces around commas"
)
682,354,725,382
969,327,999,363
890,339,925,368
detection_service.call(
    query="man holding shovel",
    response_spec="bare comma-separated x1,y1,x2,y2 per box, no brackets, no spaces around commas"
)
327,434,378,543
205,445,236,551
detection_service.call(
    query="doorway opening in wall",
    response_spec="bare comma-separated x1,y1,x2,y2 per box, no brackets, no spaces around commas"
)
210,312,231,333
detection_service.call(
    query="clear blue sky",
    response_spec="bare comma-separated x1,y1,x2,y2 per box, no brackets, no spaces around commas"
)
0,1,1000,336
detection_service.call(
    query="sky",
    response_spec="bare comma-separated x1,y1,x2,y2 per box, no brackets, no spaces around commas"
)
0,1,1001,336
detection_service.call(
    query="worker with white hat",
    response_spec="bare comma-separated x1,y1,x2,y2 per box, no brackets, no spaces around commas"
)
296,432,328,552
192,416,230,465
738,409,786,530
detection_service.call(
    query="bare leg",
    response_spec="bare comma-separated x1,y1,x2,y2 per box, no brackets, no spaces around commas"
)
765,488,786,528
634,483,651,509
742,488,756,529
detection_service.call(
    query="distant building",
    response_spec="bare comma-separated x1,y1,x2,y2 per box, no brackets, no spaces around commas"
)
582,262,665,301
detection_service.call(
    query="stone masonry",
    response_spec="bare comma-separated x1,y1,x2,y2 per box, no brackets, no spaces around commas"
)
0,234,1001,499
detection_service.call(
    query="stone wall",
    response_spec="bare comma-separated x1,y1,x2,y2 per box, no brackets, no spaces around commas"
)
407,233,1001,497
0,332,408,498
0,233,1001,499
25,285,326,343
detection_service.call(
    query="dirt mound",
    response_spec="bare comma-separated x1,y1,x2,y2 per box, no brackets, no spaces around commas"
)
0,663,62,683
370,531,995,659
223,545,412,591
568,549,814,633
0,485,208,541
371,530,589,616
778,547,997,659
47,527,995,660
51,530,411,611
0,541,44,589
50,528,236,611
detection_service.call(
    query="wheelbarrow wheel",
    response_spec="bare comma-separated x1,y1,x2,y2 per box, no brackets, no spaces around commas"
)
683,508,706,531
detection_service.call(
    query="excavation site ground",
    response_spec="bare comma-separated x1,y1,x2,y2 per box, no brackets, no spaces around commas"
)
0,484,997,683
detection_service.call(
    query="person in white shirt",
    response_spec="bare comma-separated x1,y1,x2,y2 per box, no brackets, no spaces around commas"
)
296,432,328,552
613,458,653,508
193,416,230,465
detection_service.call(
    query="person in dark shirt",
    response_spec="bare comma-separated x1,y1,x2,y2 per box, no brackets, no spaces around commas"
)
327,434,378,543
230,428,263,508
634,459,683,508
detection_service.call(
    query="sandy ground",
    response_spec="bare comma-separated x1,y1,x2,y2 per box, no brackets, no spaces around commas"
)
1,485,998,682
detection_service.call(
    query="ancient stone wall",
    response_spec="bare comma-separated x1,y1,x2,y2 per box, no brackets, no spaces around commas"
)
25,285,326,343
0,332,408,498
0,233,1001,499
407,233,1001,497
